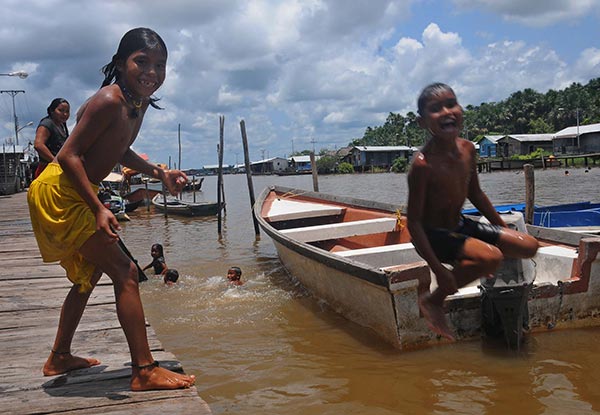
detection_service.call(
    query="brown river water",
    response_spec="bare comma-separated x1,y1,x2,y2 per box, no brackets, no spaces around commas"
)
121,167,600,414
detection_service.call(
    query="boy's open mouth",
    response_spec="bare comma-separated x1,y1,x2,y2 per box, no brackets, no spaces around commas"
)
440,118,456,130
139,79,157,88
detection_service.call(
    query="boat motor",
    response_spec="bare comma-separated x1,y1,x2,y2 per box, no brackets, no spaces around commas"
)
476,213,536,349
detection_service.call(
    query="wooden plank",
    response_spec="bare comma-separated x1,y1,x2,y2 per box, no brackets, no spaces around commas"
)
2,350,178,392
0,265,68,280
0,288,117,312
266,198,345,222
2,385,208,415
334,242,415,256
280,217,397,242
333,242,423,268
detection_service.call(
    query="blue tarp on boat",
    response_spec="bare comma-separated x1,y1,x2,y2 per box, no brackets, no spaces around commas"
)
463,201,600,228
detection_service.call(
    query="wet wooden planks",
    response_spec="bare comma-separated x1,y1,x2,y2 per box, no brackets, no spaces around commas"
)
0,192,211,414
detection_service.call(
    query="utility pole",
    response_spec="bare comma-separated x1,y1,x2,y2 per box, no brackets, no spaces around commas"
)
0,90,25,146
576,108,580,152
310,137,317,153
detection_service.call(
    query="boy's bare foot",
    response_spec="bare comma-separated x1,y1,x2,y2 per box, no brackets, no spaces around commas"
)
418,295,455,341
43,351,101,376
130,361,196,391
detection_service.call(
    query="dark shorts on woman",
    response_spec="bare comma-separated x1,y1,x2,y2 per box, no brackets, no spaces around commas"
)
417,215,503,264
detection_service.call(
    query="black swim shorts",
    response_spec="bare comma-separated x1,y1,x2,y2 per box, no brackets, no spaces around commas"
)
418,215,502,264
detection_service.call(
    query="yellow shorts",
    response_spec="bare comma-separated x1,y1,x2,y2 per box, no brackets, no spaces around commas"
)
27,163,98,292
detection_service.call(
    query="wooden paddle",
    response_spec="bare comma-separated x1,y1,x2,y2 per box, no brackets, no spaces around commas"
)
112,227,148,282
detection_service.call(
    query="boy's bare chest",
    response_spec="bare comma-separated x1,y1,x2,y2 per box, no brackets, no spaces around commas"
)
104,117,140,147
426,156,472,194
86,117,140,164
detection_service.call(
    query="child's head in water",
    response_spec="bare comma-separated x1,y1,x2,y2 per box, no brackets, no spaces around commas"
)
164,269,179,285
150,243,164,258
227,266,243,285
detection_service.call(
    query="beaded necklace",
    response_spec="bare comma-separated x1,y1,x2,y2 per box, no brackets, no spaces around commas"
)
118,83,145,118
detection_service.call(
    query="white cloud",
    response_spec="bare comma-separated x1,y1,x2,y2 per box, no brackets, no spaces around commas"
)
575,48,600,82
452,0,599,26
0,0,596,166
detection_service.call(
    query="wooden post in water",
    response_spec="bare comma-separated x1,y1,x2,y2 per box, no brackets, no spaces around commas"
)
220,174,227,213
524,164,534,224
145,179,150,212
217,116,224,234
162,182,168,218
178,123,182,200
192,175,196,203
240,120,260,236
310,151,319,192
178,123,182,172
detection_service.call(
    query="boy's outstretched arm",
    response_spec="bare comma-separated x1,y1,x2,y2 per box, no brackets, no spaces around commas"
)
121,149,187,196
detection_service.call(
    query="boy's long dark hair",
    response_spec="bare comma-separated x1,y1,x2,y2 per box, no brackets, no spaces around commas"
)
101,27,167,110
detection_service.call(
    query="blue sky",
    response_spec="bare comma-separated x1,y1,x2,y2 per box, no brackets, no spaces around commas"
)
0,0,598,169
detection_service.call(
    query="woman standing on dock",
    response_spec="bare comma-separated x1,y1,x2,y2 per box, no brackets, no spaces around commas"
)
33,98,70,179
27,28,195,391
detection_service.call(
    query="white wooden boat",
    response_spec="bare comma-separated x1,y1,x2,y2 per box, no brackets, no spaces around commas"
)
255,185,600,350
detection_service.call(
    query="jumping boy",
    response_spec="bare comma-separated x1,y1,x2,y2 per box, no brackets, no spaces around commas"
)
407,82,539,341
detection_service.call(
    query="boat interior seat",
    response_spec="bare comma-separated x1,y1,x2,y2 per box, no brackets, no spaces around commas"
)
280,217,398,243
266,199,346,222
333,243,422,268
533,245,579,284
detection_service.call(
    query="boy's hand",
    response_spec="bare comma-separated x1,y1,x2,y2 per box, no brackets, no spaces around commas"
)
95,207,120,243
163,170,188,195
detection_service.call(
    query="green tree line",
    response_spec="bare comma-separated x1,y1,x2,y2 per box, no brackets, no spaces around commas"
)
351,78,600,148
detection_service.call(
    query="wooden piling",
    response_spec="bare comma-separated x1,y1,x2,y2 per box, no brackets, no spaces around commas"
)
178,123,182,200
310,151,319,192
162,183,168,218
145,179,151,211
192,174,197,203
240,120,260,236
217,116,224,234
524,164,534,224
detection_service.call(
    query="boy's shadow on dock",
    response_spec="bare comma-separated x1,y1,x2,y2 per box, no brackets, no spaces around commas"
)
41,360,184,399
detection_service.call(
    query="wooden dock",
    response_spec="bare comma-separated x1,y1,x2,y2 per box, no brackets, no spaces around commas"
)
0,192,211,414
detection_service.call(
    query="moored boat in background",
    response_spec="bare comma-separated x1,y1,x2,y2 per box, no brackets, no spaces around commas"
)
256,185,600,350
183,177,204,192
98,187,130,221
151,194,223,217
